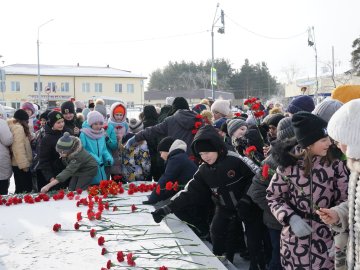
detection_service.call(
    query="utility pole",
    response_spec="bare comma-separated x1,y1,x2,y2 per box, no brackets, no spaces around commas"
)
211,3,225,100
308,26,319,104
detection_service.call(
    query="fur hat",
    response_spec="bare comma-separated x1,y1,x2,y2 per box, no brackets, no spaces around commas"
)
95,104,107,119
48,111,64,127
266,113,285,127
14,109,29,121
129,118,143,133
165,97,175,106
21,102,35,115
328,98,360,159
74,100,85,110
312,98,343,123
61,101,75,114
56,132,76,154
157,136,175,152
287,96,315,114
276,117,295,141
211,100,230,116
226,118,247,137
331,85,360,104
87,111,104,126
95,99,105,106
292,112,328,148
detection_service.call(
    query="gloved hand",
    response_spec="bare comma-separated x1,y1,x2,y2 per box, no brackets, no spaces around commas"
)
151,206,171,223
289,215,313,237
142,200,154,205
236,195,253,221
125,136,136,149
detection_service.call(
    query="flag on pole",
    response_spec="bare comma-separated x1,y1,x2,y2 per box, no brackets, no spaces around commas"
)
211,67,217,86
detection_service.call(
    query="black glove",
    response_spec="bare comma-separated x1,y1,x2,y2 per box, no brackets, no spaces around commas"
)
142,200,154,205
236,195,253,221
151,206,171,223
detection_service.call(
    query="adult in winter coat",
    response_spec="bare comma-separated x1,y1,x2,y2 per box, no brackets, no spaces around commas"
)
266,112,349,270
151,125,255,263
80,111,113,184
317,98,360,269
7,109,33,193
40,132,98,192
38,111,72,190
142,105,163,181
127,101,203,156
0,105,13,195
61,101,83,136
144,137,198,204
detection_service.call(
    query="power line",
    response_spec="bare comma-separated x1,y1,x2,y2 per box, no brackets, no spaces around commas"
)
225,14,307,40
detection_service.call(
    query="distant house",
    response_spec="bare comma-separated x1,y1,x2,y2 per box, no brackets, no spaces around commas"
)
144,89,234,107
0,64,146,109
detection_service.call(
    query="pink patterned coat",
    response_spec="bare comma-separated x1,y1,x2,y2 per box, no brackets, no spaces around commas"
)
267,156,348,270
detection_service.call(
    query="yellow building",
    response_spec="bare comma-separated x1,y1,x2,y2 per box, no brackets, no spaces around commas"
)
0,64,146,109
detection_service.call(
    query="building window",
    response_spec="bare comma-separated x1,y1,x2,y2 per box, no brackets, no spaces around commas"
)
95,83,103,93
126,101,134,108
11,81,20,92
48,82,57,92
34,82,43,92
61,82,70,92
115,83,122,93
82,83,90,93
11,102,20,109
0,81,5,93
127,84,134,94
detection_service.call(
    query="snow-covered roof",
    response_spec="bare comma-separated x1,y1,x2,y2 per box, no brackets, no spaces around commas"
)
3,64,147,79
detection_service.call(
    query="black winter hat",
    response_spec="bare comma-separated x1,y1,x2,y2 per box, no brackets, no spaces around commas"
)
267,113,285,127
157,136,175,152
61,101,75,114
167,97,189,116
193,140,217,153
48,111,64,128
14,109,29,121
40,110,51,121
88,102,95,109
292,112,328,148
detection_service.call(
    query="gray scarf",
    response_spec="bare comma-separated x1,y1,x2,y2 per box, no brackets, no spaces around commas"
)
81,127,105,140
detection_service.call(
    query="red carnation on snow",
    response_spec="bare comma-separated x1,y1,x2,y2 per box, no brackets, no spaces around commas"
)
117,251,125,262
101,247,108,255
90,229,96,238
52,223,61,232
131,204,137,212
98,236,105,246
74,222,80,230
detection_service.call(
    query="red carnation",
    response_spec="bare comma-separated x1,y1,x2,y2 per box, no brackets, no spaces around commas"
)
195,114,203,119
52,223,61,232
113,206,118,211
74,222,80,230
98,236,105,246
191,129,197,135
90,229,96,238
131,204,137,212
245,145,257,156
159,267,168,270
76,188,82,194
251,103,260,111
156,185,161,195
117,251,124,262
106,259,112,269
194,121,202,129
126,253,136,266
127,189,134,195
77,212,82,221
165,181,173,191
173,181,179,191
254,110,265,118
101,247,107,255
95,211,102,220
262,163,270,179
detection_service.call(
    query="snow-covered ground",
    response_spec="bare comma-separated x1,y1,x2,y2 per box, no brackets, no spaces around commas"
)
3,179,249,270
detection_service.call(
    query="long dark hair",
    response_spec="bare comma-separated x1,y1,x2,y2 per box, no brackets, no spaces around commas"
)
15,119,31,138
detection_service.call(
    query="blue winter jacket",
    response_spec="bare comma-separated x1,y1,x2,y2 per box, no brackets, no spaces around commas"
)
80,121,114,184
148,139,198,204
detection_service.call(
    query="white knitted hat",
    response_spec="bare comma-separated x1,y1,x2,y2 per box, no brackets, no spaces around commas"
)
328,98,360,159
211,100,230,116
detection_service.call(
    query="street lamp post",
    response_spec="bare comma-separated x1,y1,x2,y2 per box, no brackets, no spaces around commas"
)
37,19,54,108
211,4,225,101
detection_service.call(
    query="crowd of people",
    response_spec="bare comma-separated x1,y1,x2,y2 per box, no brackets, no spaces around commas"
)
0,89,360,270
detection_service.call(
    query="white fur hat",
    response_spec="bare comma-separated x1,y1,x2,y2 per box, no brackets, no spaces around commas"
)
165,97,175,106
211,99,230,116
328,98,360,159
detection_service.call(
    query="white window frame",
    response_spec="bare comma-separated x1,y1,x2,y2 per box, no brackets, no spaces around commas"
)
95,83,103,93
115,83,122,93
61,82,70,92
82,83,90,93
126,83,134,94
11,102,20,109
34,82,43,92
48,82,57,92
11,81,20,92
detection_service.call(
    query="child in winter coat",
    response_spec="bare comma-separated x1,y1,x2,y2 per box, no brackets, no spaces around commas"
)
80,111,113,184
151,125,255,263
143,137,198,204
0,105,13,195
40,132,98,192
21,101,37,135
7,109,33,193
61,101,83,136
266,112,348,270
107,102,129,177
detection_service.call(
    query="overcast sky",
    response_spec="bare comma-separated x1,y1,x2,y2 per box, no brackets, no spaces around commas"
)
1,0,359,88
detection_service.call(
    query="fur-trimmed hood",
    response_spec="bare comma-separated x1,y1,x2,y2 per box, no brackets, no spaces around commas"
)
271,137,298,168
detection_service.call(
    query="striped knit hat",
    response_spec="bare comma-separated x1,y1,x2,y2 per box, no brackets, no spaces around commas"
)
56,132,75,153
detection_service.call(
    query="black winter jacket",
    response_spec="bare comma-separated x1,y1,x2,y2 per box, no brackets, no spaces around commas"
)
169,125,255,213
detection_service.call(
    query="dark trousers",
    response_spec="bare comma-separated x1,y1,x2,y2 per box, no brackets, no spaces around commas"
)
0,179,10,195
174,205,210,238
12,166,32,194
210,207,242,263
267,228,282,270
